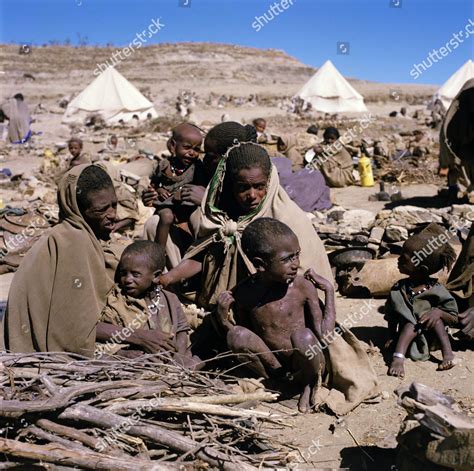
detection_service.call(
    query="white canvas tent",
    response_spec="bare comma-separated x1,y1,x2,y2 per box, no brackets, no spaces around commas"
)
63,67,158,124
432,59,474,110
296,60,367,113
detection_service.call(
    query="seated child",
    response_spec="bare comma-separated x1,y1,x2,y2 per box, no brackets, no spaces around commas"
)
149,123,203,252
67,138,91,168
252,118,268,143
96,240,198,367
216,218,336,413
386,223,458,377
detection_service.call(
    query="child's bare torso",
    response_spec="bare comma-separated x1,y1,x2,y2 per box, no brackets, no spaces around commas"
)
235,276,312,357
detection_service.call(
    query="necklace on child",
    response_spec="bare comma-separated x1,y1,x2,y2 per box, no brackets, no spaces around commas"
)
170,161,186,176
147,285,162,316
407,281,434,303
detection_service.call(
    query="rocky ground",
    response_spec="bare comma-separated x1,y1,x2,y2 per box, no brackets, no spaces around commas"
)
0,43,472,470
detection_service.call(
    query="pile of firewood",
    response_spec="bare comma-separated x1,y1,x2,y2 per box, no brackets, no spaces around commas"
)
0,352,294,470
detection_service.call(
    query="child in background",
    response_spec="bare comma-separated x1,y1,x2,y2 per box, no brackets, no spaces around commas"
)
67,138,91,168
386,223,458,377
216,218,336,412
96,241,198,367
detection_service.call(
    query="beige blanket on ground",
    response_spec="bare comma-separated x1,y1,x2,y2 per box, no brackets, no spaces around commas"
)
186,160,333,309
4,165,114,356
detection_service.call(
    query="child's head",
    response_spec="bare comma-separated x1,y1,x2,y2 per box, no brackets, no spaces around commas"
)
398,224,457,278
224,143,271,215
68,138,83,159
170,123,202,167
252,118,266,134
109,134,118,148
242,217,300,284
118,241,166,298
323,127,340,145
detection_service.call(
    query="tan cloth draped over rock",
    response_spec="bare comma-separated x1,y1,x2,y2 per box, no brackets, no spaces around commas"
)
97,286,189,356
3,165,114,356
186,159,334,310
447,223,473,306
316,141,355,188
439,78,474,199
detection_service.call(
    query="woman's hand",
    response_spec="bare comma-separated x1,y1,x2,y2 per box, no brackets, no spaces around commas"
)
158,272,172,289
304,269,334,292
142,186,158,207
180,184,205,205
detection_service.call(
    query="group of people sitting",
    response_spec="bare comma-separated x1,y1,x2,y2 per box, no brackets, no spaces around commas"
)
3,118,473,414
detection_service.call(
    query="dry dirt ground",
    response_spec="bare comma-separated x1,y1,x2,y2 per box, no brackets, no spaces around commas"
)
0,43,472,470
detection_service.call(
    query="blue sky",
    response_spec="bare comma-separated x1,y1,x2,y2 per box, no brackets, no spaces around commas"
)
1,0,473,84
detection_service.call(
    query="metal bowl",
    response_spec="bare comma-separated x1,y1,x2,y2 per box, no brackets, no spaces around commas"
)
329,247,376,270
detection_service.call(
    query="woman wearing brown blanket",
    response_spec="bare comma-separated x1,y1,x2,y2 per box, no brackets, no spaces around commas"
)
4,165,117,356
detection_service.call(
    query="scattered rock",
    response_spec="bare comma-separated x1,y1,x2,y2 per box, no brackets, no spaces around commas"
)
385,225,409,242
342,209,375,230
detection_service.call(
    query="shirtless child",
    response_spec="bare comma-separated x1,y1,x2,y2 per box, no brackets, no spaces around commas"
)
216,218,336,412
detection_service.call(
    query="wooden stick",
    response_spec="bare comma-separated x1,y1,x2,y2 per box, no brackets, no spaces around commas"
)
0,437,175,470
59,403,256,470
36,418,99,450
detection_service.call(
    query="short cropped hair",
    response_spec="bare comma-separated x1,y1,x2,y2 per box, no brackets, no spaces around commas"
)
121,240,166,272
241,217,296,260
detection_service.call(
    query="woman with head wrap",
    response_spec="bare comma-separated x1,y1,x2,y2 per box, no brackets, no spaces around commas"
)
4,165,117,356
312,127,356,188
160,141,333,310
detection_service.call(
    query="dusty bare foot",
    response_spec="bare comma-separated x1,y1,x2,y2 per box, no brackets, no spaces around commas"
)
388,357,405,377
298,384,312,413
437,354,456,371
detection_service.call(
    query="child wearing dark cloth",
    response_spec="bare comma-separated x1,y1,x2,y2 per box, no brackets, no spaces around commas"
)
149,123,204,251
385,224,459,377
96,241,199,368
216,218,336,413
67,138,91,168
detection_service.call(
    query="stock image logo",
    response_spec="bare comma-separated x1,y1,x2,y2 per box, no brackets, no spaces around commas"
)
337,42,350,55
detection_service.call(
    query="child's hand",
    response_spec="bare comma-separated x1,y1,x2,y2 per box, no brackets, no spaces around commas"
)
419,308,443,330
304,269,333,292
133,329,175,353
217,291,234,326
156,187,172,201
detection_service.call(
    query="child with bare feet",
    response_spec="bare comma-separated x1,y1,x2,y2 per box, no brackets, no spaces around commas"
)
216,218,336,413
96,241,199,368
149,124,203,256
386,224,459,377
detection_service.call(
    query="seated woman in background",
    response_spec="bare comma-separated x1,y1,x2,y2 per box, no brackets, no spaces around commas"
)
312,127,356,188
